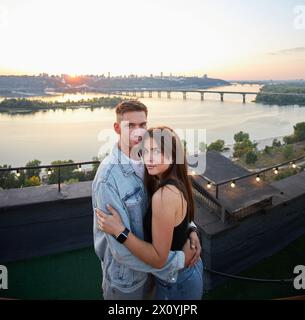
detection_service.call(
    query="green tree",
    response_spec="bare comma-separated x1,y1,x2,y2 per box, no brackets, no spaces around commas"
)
17,170,27,187
207,139,225,152
283,122,305,144
233,139,257,158
0,166,28,189
234,131,249,143
233,131,257,158
0,165,19,189
283,144,294,160
24,176,41,187
272,139,282,147
245,151,258,164
294,122,305,142
47,160,77,185
25,159,41,179
72,170,86,182
264,145,273,155
283,135,296,145
86,157,100,180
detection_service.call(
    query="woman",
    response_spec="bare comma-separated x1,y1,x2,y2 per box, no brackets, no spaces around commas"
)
96,126,203,300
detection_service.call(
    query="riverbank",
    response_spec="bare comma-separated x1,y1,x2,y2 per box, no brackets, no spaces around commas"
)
0,96,123,114
0,90,51,98
256,83,305,106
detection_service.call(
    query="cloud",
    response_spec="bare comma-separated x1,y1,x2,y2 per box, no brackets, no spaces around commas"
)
268,47,305,56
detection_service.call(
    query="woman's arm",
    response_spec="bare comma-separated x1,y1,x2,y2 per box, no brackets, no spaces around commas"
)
126,187,177,268
96,186,180,269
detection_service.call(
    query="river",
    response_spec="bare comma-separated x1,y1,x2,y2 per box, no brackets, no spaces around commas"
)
1,84,305,166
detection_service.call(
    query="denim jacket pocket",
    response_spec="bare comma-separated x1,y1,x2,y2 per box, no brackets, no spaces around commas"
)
124,202,144,238
123,187,143,230
111,259,132,287
123,186,142,203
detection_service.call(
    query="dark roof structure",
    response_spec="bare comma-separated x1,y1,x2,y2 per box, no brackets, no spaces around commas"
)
188,150,249,183
188,151,279,219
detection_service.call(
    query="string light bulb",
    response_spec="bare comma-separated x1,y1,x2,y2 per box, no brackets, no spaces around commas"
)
78,165,82,172
207,182,212,189
47,168,52,175
256,174,261,182
230,180,236,188
292,162,296,169
16,169,20,177
274,167,279,175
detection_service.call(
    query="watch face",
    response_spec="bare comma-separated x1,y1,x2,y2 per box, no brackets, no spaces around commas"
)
117,233,127,243
116,228,129,243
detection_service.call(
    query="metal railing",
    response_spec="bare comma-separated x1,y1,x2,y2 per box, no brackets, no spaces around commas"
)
1,153,304,221
190,175,228,222
188,153,305,222
193,153,305,200
0,160,100,192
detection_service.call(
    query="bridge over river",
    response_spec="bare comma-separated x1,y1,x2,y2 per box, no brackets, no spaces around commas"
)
101,88,258,103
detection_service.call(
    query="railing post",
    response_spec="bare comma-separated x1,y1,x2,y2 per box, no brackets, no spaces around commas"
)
58,167,61,192
216,185,219,199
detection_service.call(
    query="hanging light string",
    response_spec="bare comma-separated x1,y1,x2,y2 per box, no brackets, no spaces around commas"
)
195,153,305,191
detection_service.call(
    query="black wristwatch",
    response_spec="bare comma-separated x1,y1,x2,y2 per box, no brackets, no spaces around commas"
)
115,228,130,244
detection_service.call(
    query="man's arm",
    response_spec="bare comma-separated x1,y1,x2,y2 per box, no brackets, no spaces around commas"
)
93,180,185,283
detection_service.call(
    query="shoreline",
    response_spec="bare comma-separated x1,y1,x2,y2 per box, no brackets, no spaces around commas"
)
0,96,123,114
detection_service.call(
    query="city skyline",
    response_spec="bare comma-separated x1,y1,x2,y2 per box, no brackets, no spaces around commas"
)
0,0,305,80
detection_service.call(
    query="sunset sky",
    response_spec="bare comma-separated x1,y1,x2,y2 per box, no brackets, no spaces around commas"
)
0,0,305,80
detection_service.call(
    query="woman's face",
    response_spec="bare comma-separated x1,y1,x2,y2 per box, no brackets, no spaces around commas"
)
142,137,171,176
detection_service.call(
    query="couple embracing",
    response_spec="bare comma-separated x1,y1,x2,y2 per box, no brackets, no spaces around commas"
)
92,100,204,300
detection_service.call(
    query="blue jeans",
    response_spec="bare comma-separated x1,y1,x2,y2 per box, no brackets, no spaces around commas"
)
154,258,204,300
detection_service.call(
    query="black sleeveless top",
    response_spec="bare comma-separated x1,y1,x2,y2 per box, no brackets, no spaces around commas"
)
143,178,189,251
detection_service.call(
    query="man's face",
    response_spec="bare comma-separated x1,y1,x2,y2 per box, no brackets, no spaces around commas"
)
115,111,147,154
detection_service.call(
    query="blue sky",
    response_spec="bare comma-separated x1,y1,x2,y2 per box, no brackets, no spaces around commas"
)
0,0,304,79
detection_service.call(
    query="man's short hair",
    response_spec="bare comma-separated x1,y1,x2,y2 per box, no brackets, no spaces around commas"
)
115,100,148,121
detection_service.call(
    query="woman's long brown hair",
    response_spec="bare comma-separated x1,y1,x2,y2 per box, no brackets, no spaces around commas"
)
142,126,194,222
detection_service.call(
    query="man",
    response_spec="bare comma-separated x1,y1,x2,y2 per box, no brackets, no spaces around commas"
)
92,100,201,300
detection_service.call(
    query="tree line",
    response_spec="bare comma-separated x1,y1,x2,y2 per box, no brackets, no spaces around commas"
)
0,96,123,114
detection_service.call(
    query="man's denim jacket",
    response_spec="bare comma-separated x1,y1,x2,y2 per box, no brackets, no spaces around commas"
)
92,143,185,293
